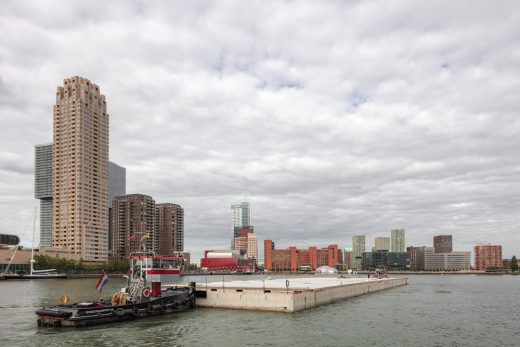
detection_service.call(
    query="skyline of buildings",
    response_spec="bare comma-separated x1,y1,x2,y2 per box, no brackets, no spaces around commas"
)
112,194,156,259
26,77,514,265
344,231,474,271
34,77,184,262
261,233,488,272
35,143,126,251
406,235,471,271
352,230,410,270
111,194,185,260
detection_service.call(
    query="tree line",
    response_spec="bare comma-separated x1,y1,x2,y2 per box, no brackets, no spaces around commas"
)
33,255,130,273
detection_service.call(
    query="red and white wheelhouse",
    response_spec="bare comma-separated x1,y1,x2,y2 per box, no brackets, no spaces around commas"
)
129,253,184,298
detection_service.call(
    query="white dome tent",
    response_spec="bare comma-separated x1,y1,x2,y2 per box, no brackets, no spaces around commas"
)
315,266,338,274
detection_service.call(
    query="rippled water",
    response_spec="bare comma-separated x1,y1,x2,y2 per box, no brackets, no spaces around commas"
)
0,275,518,346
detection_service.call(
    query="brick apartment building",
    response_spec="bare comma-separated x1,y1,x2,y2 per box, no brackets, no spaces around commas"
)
263,240,342,272
474,245,502,271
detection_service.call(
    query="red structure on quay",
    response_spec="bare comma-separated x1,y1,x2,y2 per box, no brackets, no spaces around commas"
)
200,250,256,272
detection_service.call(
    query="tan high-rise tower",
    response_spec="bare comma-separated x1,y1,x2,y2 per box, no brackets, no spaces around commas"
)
52,76,109,261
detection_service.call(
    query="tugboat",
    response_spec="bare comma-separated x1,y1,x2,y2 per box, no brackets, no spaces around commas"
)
35,251,196,327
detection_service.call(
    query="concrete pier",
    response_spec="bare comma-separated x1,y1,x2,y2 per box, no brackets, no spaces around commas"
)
195,277,407,312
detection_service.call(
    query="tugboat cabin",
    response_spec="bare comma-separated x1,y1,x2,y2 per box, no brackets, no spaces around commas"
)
129,253,184,298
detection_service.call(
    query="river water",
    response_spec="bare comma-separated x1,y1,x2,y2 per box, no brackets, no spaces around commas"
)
0,274,518,346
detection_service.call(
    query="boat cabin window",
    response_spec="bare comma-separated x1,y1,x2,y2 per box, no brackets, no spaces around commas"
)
132,258,152,278
152,259,183,269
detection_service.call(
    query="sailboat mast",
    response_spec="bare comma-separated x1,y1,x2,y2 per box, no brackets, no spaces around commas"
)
30,206,37,275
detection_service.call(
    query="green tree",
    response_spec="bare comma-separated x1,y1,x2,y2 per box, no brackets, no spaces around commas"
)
33,255,49,270
32,255,129,273
511,255,518,272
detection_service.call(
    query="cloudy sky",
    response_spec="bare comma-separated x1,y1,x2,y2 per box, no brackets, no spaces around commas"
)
1,1,519,260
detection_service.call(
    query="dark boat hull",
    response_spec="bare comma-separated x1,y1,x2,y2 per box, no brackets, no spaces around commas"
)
36,286,195,327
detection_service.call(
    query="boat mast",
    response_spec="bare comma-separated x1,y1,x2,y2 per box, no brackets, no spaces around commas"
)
3,245,18,275
30,206,37,275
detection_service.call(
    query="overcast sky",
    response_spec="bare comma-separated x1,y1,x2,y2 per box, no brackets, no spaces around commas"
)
1,1,519,260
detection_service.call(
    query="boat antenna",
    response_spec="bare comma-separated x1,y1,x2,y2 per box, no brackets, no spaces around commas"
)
30,206,37,275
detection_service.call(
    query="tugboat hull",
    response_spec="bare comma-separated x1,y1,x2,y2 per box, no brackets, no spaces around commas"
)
36,286,195,327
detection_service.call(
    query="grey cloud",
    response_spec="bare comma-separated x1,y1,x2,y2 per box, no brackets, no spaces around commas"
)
0,152,33,175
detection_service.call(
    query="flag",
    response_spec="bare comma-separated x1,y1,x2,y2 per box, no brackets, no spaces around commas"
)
95,271,108,292
140,232,151,242
129,234,136,241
